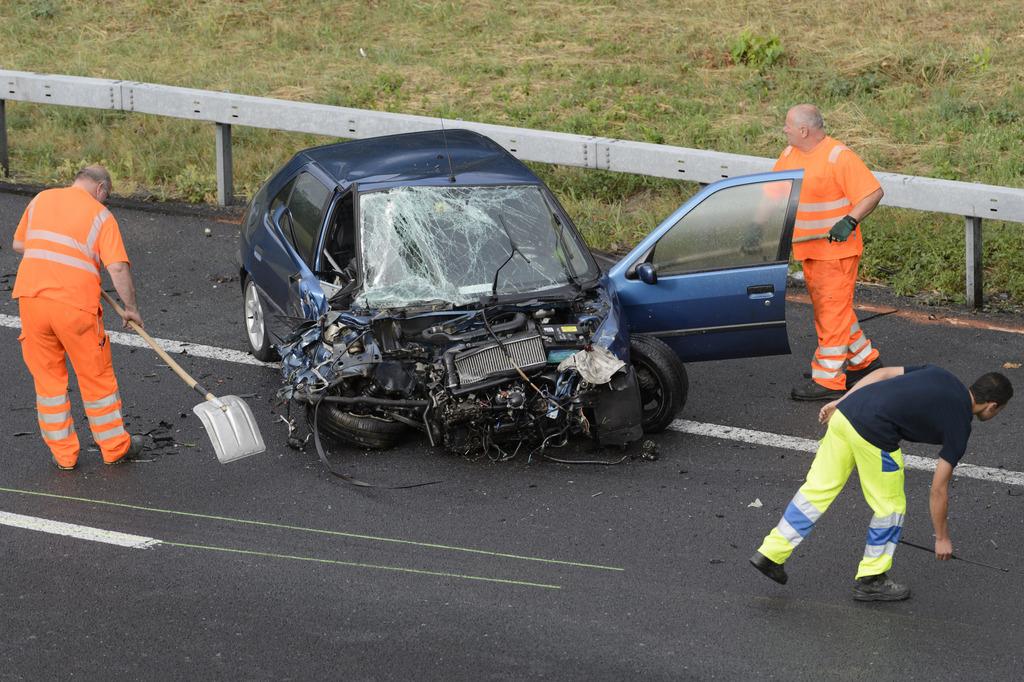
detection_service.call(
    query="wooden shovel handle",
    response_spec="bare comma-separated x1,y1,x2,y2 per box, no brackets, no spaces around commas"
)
792,233,829,244
100,290,216,402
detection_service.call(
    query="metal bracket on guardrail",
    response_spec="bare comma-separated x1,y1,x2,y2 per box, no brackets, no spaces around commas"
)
215,122,233,206
965,216,983,308
0,99,8,177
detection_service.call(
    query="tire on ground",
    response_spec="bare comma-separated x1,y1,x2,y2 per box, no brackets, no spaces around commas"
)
311,402,408,450
629,334,688,434
242,275,279,362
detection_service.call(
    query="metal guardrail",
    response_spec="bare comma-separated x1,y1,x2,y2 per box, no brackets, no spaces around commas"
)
2,69,1022,307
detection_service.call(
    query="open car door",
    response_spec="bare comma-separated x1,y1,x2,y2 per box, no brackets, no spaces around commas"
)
607,170,802,362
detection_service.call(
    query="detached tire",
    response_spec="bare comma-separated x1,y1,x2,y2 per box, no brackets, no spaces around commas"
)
311,403,408,450
629,334,688,434
242,275,278,362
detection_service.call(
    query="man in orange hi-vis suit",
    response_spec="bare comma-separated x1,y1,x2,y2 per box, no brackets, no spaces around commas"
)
775,105,885,401
12,165,146,470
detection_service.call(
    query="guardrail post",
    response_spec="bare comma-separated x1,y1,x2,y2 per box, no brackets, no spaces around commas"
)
965,216,983,308
0,99,9,177
215,122,233,206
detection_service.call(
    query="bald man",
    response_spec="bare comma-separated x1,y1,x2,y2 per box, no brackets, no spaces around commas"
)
12,165,146,470
775,105,885,401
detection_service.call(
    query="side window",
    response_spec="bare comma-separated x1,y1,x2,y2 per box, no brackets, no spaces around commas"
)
324,192,355,268
269,177,296,218
286,172,331,265
652,180,793,277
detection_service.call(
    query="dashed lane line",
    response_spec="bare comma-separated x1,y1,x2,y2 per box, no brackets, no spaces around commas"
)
0,510,159,548
2,312,1021,489
0,510,560,589
667,420,1024,488
0,313,272,367
0,487,624,572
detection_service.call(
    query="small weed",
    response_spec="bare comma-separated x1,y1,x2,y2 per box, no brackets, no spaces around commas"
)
730,29,783,70
25,0,60,19
173,164,215,203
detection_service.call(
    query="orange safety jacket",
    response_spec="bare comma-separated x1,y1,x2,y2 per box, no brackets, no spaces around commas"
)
773,136,881,262
12,186,129,311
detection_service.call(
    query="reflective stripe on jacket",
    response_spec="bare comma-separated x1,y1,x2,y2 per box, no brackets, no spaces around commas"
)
12,186,129,312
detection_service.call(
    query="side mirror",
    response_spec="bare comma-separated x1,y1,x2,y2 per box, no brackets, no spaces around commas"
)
636,262,658,285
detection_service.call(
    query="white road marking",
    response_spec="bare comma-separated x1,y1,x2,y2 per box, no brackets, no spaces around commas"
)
2,312,1021,488
0,510,160,548
0,313,272,367
668,420,1024,488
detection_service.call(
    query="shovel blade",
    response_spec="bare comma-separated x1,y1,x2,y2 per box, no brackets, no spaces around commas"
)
192,394,266,463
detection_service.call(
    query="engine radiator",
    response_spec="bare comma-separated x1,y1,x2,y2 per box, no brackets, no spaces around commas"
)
454,334,547,385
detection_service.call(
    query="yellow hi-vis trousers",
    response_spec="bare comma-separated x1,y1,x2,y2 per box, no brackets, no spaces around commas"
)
757,410,906,579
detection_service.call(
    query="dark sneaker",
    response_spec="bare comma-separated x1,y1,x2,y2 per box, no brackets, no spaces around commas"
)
853,572,910,601
749,551,788,585
104,435,145,465
790,380,845,401
52,456,77,471
846,359,884,387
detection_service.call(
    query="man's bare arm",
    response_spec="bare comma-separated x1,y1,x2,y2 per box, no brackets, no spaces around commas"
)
850,187,884,222
819,366,904,423
929,459,954,560
12,240,24,254
106,261,143,328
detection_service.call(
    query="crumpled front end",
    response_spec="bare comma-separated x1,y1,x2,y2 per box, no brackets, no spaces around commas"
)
276,280,643,458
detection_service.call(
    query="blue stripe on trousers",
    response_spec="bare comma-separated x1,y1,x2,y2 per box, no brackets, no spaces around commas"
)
867,525,903,546
783,502,815,537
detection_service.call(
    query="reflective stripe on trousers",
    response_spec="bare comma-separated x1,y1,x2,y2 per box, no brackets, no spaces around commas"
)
803,256,880,389
18,297,130,465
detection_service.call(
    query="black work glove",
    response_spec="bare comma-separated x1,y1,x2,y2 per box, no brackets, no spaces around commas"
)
827,215,859,243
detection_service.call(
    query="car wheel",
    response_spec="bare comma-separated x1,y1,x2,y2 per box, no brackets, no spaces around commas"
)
243,275,278,361
629,334,688,434
312,403,409,450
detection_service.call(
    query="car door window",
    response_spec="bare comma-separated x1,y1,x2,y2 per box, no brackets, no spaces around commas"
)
269,177,296,218
286,172,331,265
652,179,793,276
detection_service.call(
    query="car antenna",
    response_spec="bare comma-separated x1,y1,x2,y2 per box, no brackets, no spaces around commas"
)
440,118,457,183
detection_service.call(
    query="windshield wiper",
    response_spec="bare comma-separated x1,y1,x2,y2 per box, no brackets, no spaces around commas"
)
487,216,531,301
550,213,583,292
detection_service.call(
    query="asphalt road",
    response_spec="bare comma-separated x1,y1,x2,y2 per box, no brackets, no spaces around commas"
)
1,188,1022,680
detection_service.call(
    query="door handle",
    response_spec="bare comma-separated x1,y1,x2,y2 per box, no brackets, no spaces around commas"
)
747,284,775,299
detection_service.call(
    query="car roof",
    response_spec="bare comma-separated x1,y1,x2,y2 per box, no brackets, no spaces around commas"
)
301,129,542,190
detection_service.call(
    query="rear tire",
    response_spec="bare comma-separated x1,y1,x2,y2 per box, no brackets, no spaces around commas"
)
629,334,688,433
243,275,277,361
312,403,409,450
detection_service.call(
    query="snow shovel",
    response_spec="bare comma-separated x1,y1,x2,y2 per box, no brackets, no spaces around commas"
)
101,290,265,463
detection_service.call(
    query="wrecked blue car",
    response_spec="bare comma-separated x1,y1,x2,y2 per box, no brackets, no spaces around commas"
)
239,129,801,457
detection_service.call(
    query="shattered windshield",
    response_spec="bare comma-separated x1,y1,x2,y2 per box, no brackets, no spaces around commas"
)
357,185,596,308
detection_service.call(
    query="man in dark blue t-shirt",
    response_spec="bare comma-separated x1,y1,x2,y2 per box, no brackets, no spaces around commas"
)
750,365,1012,601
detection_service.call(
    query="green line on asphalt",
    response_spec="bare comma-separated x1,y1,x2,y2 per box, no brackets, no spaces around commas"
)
161,540,562,590
0,486,623,572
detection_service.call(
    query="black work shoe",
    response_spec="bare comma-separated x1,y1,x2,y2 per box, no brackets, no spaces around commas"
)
846,359,884,387
790,379,845,402
105,435,145,465
852,572,910,602
750,551,788,585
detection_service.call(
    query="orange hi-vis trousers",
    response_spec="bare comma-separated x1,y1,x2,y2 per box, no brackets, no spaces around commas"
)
803,255,880,391
18,296,130,467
